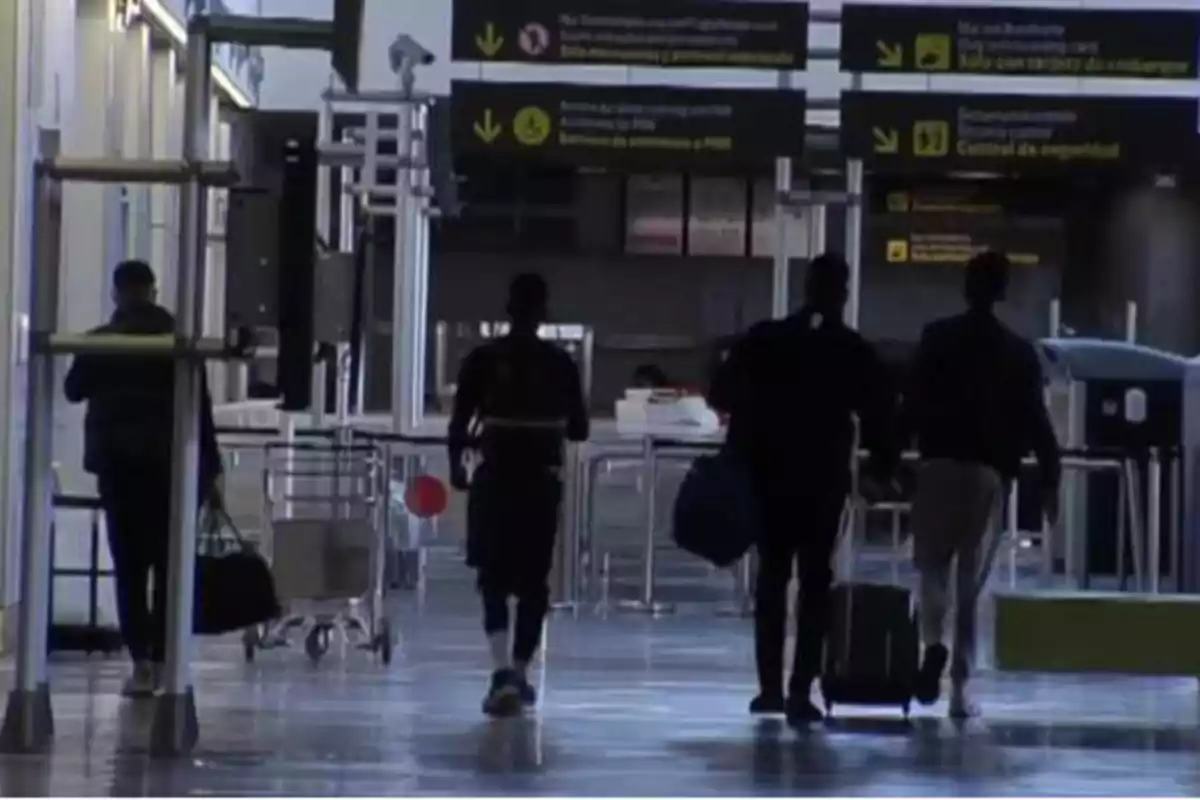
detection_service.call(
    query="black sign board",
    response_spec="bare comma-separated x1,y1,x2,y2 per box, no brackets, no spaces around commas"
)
841,91,1198,172
866,180,1064,268
451,0,808,69
450,81,806,167
841,5,1200,79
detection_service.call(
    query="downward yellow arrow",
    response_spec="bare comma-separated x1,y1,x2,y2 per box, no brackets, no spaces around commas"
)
475,23,504,58
473,109,502,144
876,41,903,68
872,127,899,154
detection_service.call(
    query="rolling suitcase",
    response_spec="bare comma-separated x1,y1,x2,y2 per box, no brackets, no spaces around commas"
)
820,582,918,718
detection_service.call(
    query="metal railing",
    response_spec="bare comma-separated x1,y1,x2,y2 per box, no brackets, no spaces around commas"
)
213,422,1182,619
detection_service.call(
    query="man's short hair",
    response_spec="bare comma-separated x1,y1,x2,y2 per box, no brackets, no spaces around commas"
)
805,252,850,305
507,272,549,317
112,260,156,292
964,250,1010,306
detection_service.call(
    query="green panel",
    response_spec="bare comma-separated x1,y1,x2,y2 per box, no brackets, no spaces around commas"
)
995,591,1200,675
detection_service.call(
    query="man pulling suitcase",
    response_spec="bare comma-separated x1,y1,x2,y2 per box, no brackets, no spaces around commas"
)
708,253,899,726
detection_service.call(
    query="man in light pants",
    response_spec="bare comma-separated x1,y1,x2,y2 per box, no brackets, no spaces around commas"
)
906,251,1061,718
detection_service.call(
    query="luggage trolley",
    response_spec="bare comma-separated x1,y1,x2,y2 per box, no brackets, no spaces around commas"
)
248,439,394,665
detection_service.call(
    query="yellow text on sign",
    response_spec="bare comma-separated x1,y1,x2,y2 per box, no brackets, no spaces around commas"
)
886,240,909,263
513,107,552,146
914,34,950,71
912,121,949,157
886,192,910,213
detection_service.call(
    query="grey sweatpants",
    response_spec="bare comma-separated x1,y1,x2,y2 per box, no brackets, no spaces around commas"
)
910,459,1003,683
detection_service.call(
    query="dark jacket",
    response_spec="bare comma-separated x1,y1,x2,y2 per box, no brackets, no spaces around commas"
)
708,308,900,487
906,308,1061,484
63,301,222,488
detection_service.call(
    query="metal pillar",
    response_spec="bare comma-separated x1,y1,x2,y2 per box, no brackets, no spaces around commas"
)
0,170,61,753
391,105,416,433
771,70,794,319
844,72,865,330
149,21,212,758
844,159,865,330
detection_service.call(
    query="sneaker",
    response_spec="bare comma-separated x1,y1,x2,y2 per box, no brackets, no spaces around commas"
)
482,669,523,718
121,662,157,698
514,675,538,708
948,683,979,720
749,693,786,715
784,696,825,727
915,643,949,706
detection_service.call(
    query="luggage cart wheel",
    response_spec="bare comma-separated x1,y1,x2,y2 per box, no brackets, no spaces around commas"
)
378,620,394,666
242,628,259,663
305,626,331,663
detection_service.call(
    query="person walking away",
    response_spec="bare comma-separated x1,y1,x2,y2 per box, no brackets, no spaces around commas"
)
447,273,590,717
906,250,1061,718
709,253,899,726
64,260,224,697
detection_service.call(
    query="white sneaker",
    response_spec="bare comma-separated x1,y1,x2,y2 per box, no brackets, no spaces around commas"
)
948,683,979,720
121,662,157,698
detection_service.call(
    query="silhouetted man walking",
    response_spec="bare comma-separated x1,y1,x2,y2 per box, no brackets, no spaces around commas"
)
64,260,223,697
906,250,1060,718
448,273,590,717
709,253,899,725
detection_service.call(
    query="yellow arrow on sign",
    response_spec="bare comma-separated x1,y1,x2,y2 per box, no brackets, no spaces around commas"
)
876,41,903,68
872,126,899,154
473,109,503,143
475,23,504,58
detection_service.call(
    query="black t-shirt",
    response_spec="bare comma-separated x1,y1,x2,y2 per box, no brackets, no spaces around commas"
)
448,334,590,469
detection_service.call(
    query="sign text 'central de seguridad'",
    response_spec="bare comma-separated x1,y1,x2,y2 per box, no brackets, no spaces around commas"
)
841,91,1198,171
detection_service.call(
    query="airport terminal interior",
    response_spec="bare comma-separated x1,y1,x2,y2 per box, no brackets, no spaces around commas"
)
6,0,1200,796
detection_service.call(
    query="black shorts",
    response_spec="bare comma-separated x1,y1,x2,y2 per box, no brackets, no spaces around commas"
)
467,463,562,591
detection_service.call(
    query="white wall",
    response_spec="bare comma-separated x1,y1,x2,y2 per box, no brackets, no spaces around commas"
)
258,0,1200,119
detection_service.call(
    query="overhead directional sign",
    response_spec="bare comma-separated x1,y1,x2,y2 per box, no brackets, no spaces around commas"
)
841,91,1198,172
451,0,809,69
450,81,806,167
841,5,1200,79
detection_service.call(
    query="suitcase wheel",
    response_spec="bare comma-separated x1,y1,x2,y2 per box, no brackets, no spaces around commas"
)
305,625,332,663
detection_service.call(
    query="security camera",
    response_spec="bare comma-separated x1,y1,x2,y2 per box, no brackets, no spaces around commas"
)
389,34,435,72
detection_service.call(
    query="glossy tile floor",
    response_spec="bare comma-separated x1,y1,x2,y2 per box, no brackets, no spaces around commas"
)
3,582,1200,797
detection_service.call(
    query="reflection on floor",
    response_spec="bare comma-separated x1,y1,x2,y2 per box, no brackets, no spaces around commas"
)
2,590,1199,797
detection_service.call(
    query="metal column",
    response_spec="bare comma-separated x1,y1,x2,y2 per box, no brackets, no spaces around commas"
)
844,73,865,330
770,71,794,320
0,169,62,753
147,21,211,757
391,105,416,433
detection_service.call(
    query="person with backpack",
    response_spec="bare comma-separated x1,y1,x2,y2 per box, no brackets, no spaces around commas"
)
63,260,223,697
708,253,899,726
447,273,590,717
906,250,1061,718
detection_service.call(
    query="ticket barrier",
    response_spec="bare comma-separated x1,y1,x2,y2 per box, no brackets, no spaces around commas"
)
1038,338,1185,590
433,321,595,410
